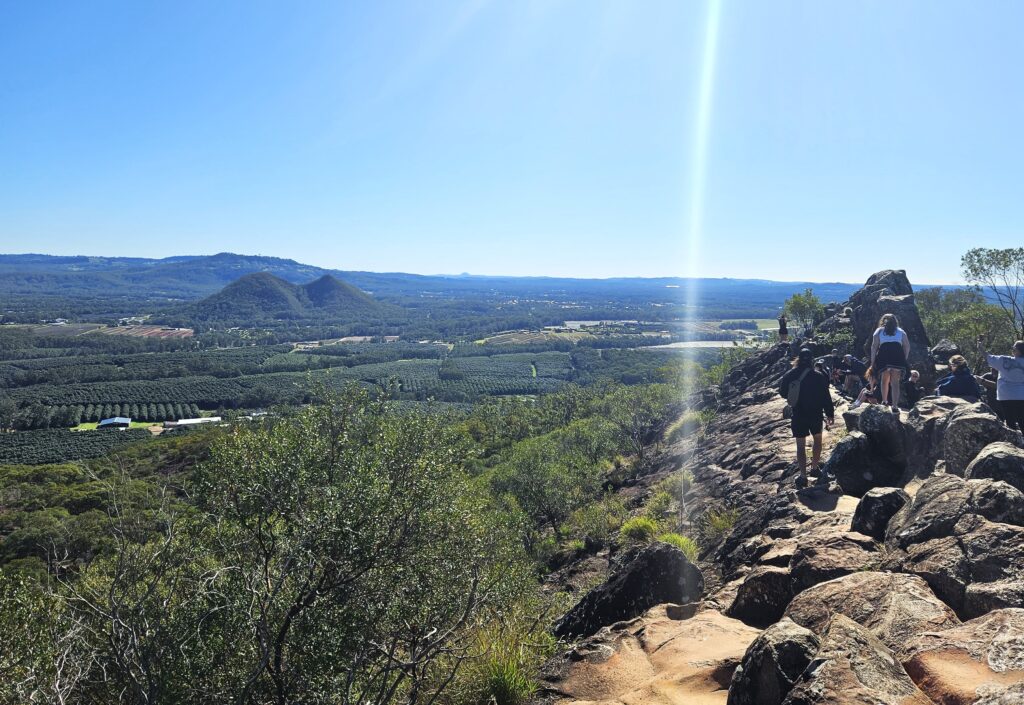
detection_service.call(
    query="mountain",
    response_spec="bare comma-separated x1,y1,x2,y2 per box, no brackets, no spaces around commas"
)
185,272,391,325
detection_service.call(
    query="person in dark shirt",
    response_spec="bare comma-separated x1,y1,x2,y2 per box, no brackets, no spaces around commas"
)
839,354,868,395
778,314,789,342
935,355,982,400
779,348,836,488
902,369,923,408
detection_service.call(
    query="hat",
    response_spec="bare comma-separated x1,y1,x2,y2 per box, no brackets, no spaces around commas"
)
798,348,814,363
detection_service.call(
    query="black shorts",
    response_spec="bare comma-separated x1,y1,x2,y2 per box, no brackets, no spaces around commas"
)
791,414,823,438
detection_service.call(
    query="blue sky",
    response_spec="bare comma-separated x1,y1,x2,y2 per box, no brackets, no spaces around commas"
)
1,1,1022,282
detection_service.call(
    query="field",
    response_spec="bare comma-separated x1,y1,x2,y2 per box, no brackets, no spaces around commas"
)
5,323,193,338
477,329,591,345
0,428,154,465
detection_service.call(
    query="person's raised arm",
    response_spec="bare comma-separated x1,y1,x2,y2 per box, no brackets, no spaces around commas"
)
978,334,998,369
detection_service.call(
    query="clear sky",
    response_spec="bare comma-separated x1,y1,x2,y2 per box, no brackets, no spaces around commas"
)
2,1,1022,282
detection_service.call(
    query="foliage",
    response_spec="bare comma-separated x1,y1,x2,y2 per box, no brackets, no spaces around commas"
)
655,533,698,562
961,247,1024,338
562,496,628,547
917,287,1013,368
696,506,740,544
718,320,758,330
783,288,823,329
642,491,674,521
0,429,152,465
618,517,659,545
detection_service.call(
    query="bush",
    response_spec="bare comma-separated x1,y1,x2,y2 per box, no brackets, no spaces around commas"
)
643,490,673,521
656,533,699,562
618,516,659,545
563,495,628,546
652,470,694,502
697,506,740,544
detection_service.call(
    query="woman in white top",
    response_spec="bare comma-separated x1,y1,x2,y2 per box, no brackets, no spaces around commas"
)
870,313,911,411
978,335,1024,431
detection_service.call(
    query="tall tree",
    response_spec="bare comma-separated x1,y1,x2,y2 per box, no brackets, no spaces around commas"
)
961,247,1024,338
783,288,823,329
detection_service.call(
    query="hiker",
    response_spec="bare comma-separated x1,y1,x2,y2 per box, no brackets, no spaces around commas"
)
870,313,911,411
779,347,835,488
839,354,868,395
935,355,982,400
778,314,789,342
902,369,923,408
978,335,1024,432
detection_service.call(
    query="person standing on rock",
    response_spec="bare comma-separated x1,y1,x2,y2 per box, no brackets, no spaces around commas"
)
978,335,1024,432
870,314,911,411
778,314,789,343
779,347,835,487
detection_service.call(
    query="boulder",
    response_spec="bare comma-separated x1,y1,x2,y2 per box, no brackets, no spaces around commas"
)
727,565,794,628
788,531,877,593
904,396,975,474
784,572,960,659
782,615,932,705
966,442,1024,493
553,542,704,639
930,338,962,365
977,683,1024,704
859,403,906,464
727,619,819,705
822,431,901,497
903,608,1024,705
885,474,1024,550
944,406,1022,477
852,487,910,540
886,510,1024,617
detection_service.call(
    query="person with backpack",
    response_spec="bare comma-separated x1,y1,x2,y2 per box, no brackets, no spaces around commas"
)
870,313,911,412
779,347,835,488
978,335,1024,432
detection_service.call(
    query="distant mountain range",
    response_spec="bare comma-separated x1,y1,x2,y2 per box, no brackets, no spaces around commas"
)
0,252,869,305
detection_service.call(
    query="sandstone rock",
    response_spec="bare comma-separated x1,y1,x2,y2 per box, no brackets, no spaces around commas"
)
903,608,1024,705
885,474,1024,550
553,542,704,639
852,487,910,540
541,607,759,705
966,442,1024,493
784,572,960,659
727,618,819,705
782,615,932,705
823,431,901,497
965,580,1024,621
727,565,794,628
944,407,1022,477
976,683,1024,704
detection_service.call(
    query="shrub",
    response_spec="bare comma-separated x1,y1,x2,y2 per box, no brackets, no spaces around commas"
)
565,538,585,553
643,490,673,521
563,495,628,546
698,506,740,543
656,533,699,562
618,516,659,545
652,470,694,502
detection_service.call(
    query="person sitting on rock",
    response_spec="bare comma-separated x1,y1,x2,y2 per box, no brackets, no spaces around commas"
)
902,369,923,408
850,366,884,409
839,354,867,395
935,354,982,401
779,347,835,488
978,335,1024,432
870,313,911,412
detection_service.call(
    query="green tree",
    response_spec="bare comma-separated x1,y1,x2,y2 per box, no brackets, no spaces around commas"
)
962,247,1024,338
783,288,823,329
604,384,676,467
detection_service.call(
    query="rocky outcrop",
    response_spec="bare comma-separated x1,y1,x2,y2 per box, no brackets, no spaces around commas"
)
782,615,932,705
966,442,1024,493
903,608,1024,705
540,606,759,705
852,487,910,540
784,572,960,659
728,619,819,705
904,396,974,474
553,542,704,639
944,405,1023,477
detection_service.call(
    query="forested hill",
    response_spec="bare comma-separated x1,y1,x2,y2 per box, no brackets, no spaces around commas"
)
182,272,396,325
